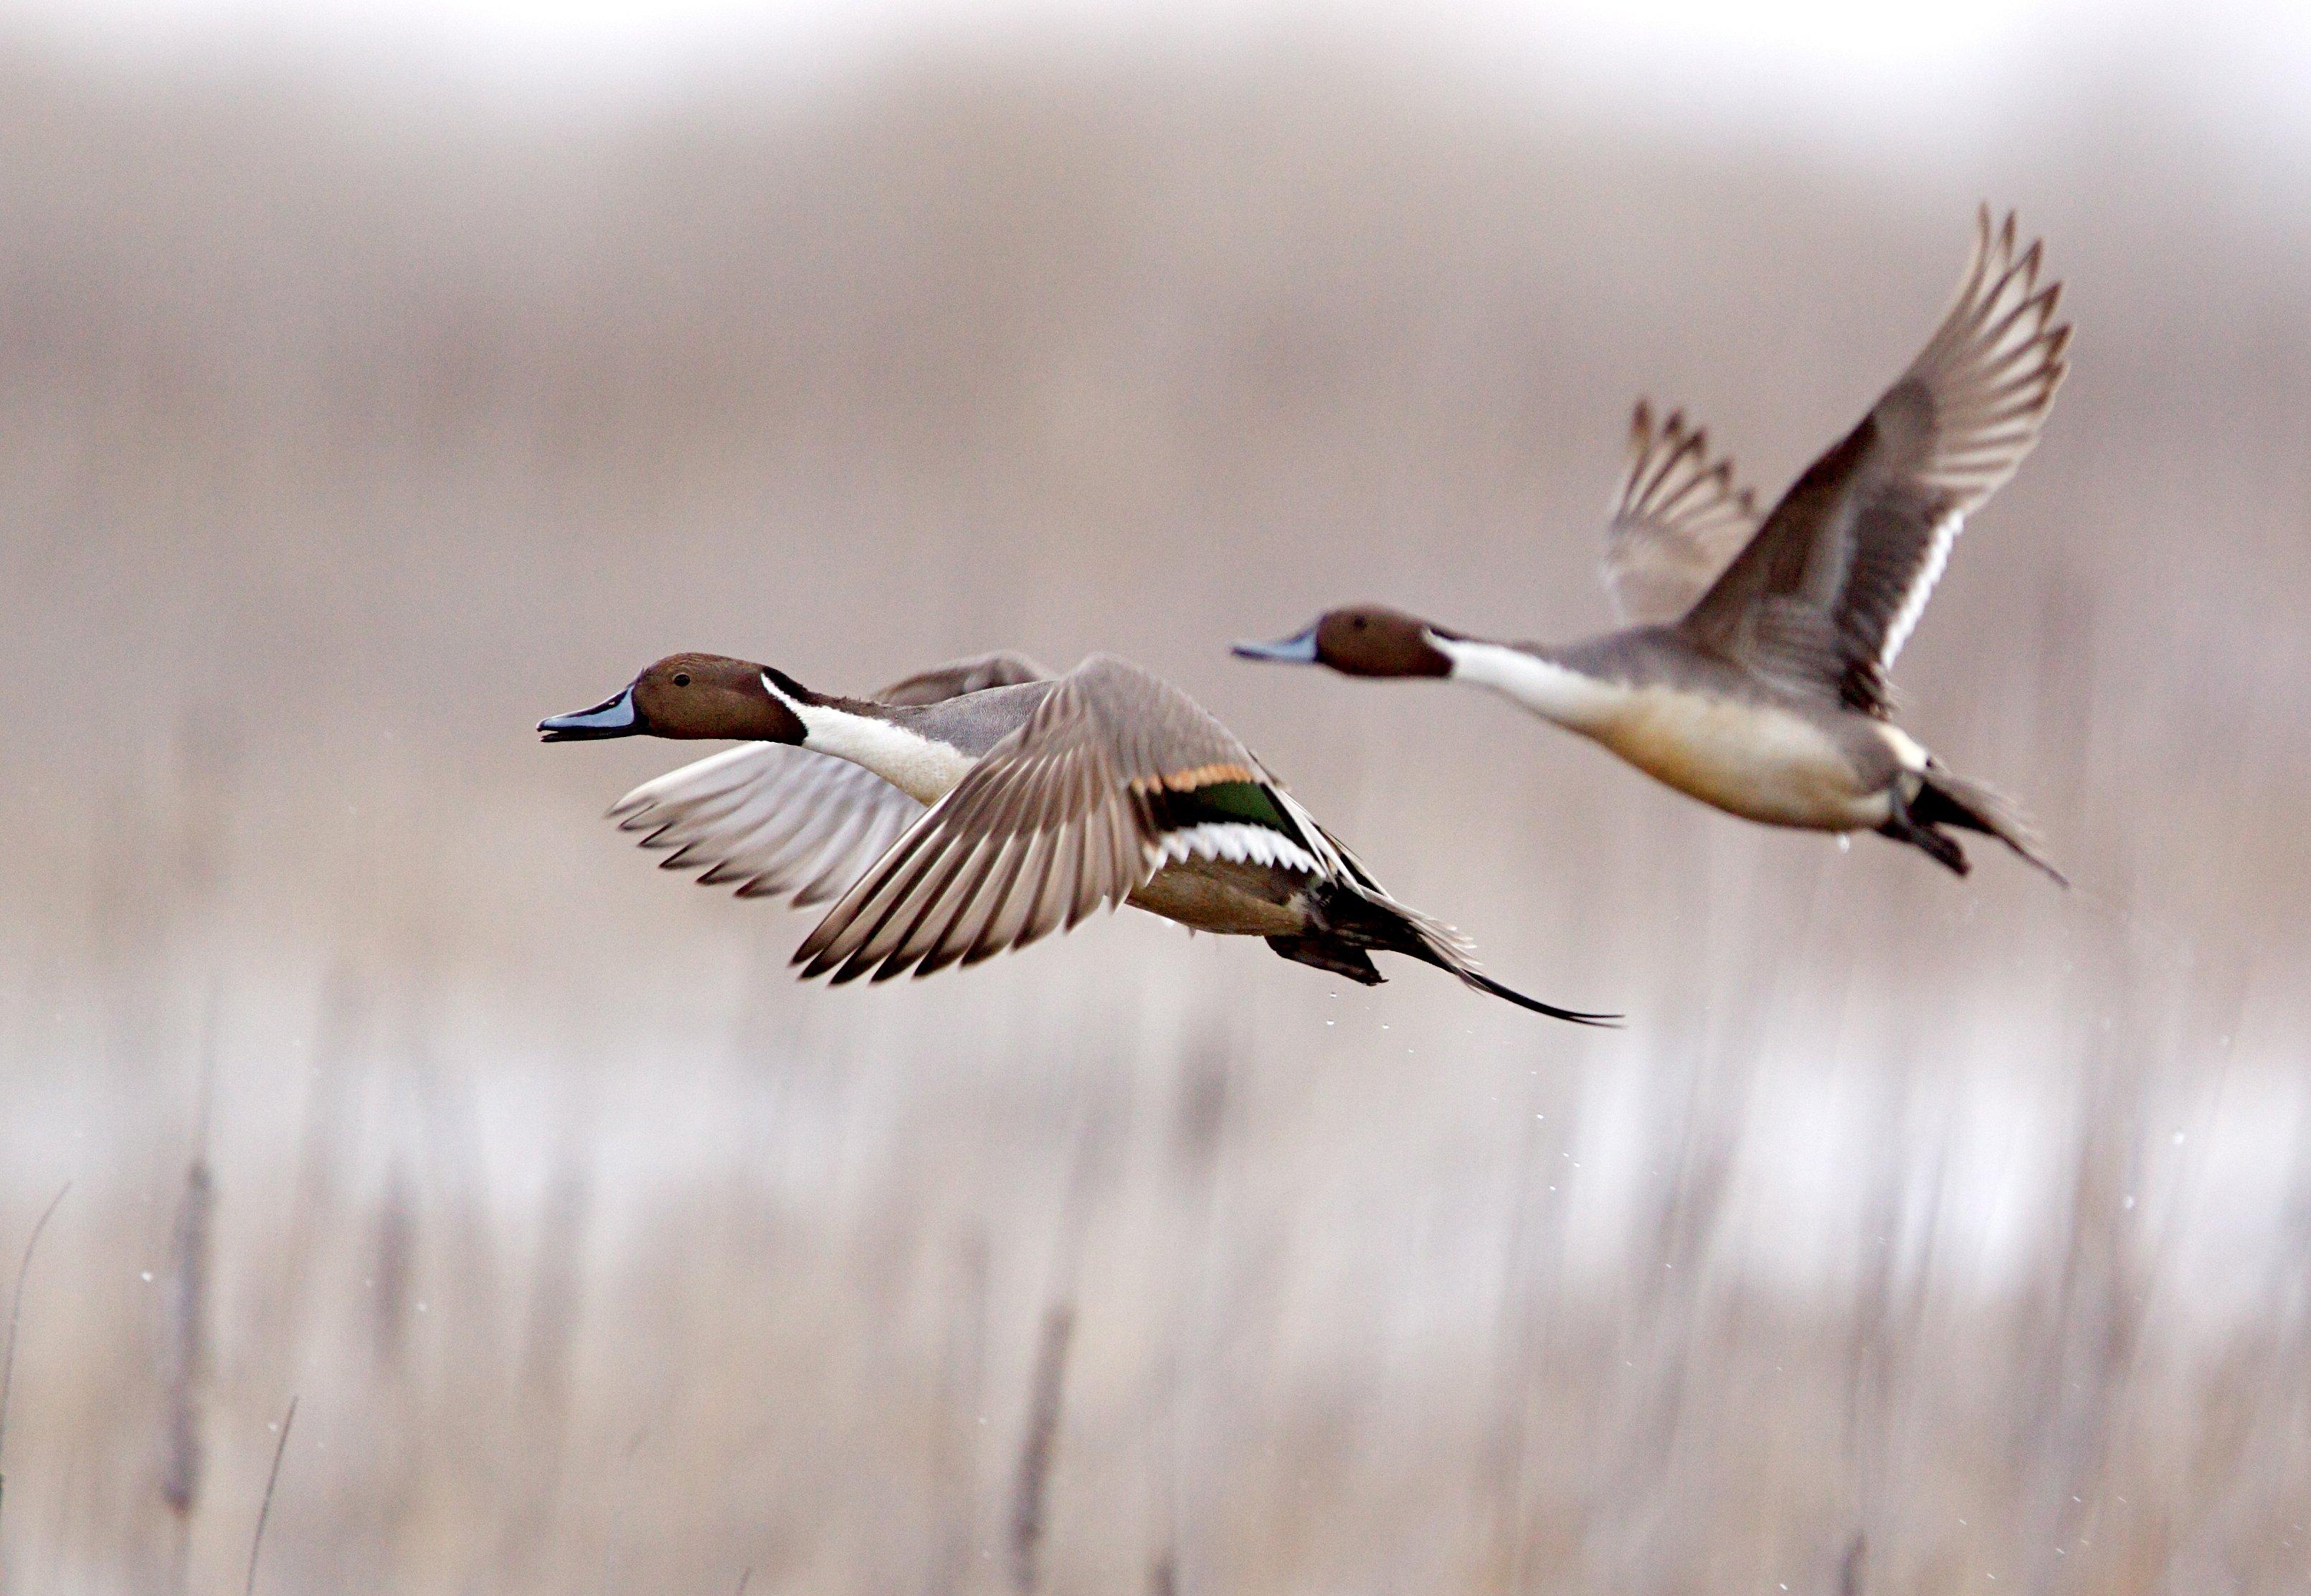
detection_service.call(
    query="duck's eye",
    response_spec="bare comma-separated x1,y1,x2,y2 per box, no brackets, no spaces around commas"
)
672,672,692,688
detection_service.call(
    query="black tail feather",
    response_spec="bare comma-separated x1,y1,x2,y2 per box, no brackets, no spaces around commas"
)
1441,960,1623,1026
1312,884,1620,1026
1909,763,2069,886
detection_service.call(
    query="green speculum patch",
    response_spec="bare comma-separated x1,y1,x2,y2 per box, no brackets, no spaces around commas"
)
1149,779,1292,835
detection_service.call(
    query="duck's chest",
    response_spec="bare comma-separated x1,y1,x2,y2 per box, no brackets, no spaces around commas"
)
1582,687,1893,830
791,704,979,805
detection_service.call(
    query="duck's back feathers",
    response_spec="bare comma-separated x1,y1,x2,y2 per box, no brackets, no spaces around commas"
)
792,655,1306,984
875,650,1052,706
1681,206,2071,713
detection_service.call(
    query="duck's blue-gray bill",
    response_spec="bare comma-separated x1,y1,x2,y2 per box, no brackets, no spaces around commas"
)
1231,627,1319,663
538,686,638,741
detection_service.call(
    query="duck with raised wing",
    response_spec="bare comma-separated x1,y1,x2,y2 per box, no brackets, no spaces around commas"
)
540,650,1611,1021
1238,207,2070,883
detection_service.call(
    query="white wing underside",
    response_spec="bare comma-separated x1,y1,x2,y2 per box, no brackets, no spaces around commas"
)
1877,506,1963,668
608,741,926,908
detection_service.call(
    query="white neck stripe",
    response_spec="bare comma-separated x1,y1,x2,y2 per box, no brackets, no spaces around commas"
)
761,677,974,805
1433,637,1623,731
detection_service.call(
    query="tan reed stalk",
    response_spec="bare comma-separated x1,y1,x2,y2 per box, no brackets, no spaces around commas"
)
243,1396,297,1596
0,1183,70,1551
1007,1301,1076,1595
371,1160,416,1376
159,1158,212,1522
161,1017,218,1593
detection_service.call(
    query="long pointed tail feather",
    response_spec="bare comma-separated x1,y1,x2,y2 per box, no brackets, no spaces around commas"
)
1321,885,1620,1026
1917,762,2068,887
1446,961,1623,1026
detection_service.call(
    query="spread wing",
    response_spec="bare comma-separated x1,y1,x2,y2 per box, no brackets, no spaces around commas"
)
1679,206,2072,713
1600,401,1762,624
608,743,926,908
607,652,1052,908
875,650,1051,706
793,655,1321,984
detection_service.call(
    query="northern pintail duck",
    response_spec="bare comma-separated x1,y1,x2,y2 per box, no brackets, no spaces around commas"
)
1238,208,2069,883
541,650,1611,1020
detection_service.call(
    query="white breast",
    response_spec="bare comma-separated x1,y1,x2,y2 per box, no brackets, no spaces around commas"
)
1435,637,1905,830
785,696,977,804
1436,639,1626,731
1595,689,1891,830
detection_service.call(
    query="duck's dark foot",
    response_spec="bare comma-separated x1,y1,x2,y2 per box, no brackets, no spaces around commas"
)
1876,806,1970,877
1266,934,1385,985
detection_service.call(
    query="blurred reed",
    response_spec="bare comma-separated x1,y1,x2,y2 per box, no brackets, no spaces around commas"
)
0,1182,69,1556
243,1396,295,1596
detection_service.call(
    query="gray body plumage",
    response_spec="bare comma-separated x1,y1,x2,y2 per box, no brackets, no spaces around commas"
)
1520,628,1910,794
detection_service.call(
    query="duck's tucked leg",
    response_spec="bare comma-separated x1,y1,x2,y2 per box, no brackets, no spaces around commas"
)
1876,792,1971,877
1265,935,1386,986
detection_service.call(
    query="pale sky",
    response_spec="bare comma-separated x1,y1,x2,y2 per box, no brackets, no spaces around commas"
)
4,0,2311,163
3,0,2306,151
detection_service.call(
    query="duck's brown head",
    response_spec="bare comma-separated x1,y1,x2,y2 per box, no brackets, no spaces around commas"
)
1233,606,1453,678
538,652,808,743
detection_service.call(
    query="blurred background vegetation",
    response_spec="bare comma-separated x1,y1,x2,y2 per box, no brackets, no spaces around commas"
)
1,5,2307,1591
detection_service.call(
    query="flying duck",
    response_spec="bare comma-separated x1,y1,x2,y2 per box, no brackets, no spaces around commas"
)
1237,207,2070,883
540,650,1611,1021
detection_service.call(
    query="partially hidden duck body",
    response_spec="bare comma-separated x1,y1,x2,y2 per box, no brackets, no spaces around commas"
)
1239,207,2070,883
541,650,1610,1022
